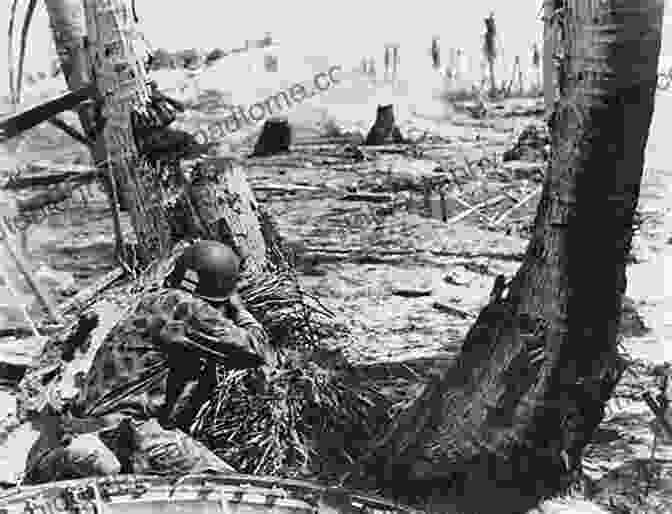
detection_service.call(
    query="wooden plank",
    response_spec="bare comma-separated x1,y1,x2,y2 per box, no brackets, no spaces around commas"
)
3,164,100,190
0,84,96,142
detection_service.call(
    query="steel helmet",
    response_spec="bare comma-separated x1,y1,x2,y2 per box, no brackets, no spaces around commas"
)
167,241,241,302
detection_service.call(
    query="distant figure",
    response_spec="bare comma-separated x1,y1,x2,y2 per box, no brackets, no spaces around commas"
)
369,57,376,78
532,43,541,91
384,46,390,79
392,45,399,78
483,11,498,97
455,48,465,86
431,37,441,70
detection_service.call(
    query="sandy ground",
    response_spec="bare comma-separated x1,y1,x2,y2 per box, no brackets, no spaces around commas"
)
1,59,671,512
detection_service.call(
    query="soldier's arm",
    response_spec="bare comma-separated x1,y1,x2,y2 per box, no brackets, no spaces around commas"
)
156,293,265,368
227,293,277,368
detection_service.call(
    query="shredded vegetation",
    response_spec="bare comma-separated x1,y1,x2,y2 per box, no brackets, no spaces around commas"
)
190,347,408,479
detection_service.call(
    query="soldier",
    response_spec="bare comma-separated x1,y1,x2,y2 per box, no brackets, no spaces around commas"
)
25,240,275,483
431,37,441,70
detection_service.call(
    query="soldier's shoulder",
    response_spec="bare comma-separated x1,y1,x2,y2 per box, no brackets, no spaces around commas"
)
140,287,217,315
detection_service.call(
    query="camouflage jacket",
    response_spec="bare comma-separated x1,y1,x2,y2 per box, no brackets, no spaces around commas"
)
75,288,272,424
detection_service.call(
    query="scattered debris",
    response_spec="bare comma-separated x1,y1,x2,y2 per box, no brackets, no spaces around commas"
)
490,187,542,226
446,194,507,224
391,288,433,298
502,123,550,162
341,192,395,203
432,301,475,319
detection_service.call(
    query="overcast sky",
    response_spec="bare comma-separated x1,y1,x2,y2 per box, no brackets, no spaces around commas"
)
1,0,671,95
0,0,547,92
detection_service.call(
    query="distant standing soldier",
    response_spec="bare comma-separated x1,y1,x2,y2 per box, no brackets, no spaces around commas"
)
532,43,541,91
431,37,441,70
483,11,498,96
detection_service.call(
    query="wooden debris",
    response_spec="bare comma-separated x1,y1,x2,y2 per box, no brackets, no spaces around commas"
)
449,194,490,223
341,192,395,203
432,301,475,319
445,194,507,224
643,391,672,442
0,217,61,323
252,183,324,194
3,164,100,190
490,187,542,226
392,288,433,298
0,84,96,142
47,116,91,147
58,267,126,316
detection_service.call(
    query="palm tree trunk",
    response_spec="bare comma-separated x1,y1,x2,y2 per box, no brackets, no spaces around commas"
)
488,58,496,98
44,0,104,161
81,0,173,264
372,2,664,513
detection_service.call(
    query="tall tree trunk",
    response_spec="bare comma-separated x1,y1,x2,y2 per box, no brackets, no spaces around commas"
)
371,2,664,513
81,0,172,263
44,0,104,162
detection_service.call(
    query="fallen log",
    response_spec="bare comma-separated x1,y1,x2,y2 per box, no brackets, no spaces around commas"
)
4,164,100,190
432,301,475,319
0,84,96,143
341,192,395,203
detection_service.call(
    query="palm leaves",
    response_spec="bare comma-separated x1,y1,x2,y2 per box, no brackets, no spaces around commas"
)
8,0,39,105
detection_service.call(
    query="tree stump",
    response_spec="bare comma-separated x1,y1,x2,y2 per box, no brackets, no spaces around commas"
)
184,157,271,278
364,105,404,146
252,118,292,157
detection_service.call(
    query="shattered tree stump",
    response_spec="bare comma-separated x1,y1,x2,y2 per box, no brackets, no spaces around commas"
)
364,104,404,146
252,118,292,157
178,157,272,277
17,156,294,417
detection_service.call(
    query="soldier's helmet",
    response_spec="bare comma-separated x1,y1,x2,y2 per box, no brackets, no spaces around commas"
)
166,240,241,302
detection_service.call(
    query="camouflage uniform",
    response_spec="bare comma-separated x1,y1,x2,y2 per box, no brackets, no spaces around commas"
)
26,287,272,483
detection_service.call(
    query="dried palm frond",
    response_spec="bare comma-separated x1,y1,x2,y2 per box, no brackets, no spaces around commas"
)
191,348,403,480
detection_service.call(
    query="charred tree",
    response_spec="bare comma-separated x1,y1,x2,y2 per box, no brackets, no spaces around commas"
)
483,12,497,99
252,118,292,157
368,2,664,513
364,104,404,146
